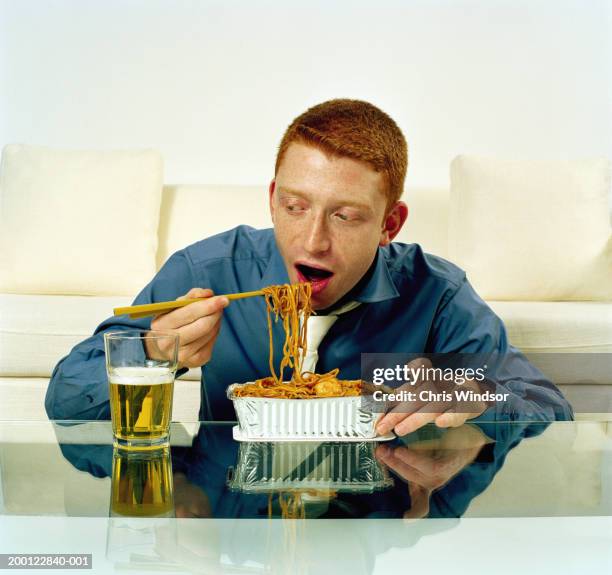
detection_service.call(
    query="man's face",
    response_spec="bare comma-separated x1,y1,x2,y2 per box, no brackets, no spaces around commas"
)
270,142,392,310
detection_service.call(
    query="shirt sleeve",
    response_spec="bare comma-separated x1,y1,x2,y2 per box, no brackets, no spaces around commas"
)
45,251,196,420
430,278,573,421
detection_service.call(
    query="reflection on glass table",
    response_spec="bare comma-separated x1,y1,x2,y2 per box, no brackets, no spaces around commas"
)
50,419,547,519
1,419,611,574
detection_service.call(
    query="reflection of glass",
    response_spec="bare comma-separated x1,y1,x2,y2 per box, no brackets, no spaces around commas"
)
104,330,179,449
106,447,178,568
110,447,174,517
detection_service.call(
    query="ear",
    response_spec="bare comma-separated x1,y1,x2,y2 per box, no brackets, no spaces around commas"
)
379,201,408,246
268,180,276,224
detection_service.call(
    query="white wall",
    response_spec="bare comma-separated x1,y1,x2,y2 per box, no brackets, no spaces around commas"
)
1,0,611,188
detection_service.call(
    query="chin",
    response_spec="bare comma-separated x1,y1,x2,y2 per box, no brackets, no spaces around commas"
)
309,293,328,310
310,293,340,311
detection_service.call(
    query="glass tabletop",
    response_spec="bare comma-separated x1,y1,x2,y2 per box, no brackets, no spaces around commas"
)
1,419,611,573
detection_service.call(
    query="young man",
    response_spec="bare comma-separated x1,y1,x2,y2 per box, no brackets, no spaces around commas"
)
45,99,571,434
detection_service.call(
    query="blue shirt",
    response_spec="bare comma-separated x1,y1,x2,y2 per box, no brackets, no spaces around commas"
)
45,226,572,421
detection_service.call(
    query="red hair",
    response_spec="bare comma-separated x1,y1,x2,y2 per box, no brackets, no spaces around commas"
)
275,99,408,210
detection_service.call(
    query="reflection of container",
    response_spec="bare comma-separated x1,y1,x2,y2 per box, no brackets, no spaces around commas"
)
110,446,174,517
228,383,379,440
227,441,393,494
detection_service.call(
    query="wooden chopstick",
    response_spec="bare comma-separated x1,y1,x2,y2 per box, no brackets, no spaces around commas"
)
114,289,265,319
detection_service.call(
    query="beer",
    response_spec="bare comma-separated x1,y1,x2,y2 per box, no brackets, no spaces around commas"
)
109,366,174,448
110,447,174,517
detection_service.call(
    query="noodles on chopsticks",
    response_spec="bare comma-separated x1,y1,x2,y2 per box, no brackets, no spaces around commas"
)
262,282,312,385
232,283,362,399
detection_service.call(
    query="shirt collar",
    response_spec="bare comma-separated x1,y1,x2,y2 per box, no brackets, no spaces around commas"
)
261,242,399,304
260,244,290,288
351,248,400,304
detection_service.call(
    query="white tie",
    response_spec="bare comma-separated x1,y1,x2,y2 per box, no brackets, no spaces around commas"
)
301,301,361,375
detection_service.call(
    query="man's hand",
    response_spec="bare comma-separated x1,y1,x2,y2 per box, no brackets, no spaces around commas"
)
173,471,212,518
376,358,488,436
375,424,491,519
145,288,229,370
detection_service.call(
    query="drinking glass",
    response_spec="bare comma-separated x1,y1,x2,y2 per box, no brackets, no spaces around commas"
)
104,330,179,449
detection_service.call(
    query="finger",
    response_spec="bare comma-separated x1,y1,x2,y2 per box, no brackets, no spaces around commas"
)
375,445,427,484
175,309,223,347
435,411,471,428
394,411,441,436
386,444,445,478
178,320,222,367
150,310,222,363
405,356,433,373
187,493,212,518
375,444,391,460
376,394,448,435
403,437,447,451
379,382,429,415
187,343,215,368
156,296,229,330
375,366,446,429
377,445,431,481
175,505,197,518
151,310,220,348
403,483,431,521
376,410,409,435
180,323,222,367
177,288,214,301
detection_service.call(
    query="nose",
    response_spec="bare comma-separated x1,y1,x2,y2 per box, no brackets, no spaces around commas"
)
304,212,331,255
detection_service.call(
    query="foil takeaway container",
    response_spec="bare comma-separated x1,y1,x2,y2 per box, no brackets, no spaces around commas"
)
227,383,378,440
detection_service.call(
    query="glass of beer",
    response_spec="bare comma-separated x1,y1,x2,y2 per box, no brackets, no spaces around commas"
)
104,330,179,450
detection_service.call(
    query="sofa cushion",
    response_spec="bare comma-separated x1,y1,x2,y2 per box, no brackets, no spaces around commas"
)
0,145,163,296
0,293,131,377
0,291,204,383
449,156,612,300
490,301,612,384
158,185,272,268
0,377,201,422
0,378,51,421
489,301,612,353
396,187,449,259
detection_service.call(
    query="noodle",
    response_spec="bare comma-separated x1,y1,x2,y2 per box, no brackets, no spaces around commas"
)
232,283,363,399
261,283,312,385
268,489,338,519
233,374,362,399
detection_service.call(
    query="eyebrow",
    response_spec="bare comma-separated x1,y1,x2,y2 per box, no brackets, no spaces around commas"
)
276,186,374,213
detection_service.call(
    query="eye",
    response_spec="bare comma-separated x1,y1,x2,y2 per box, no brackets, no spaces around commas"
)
281,198,309,216
285,203,305,213
334,210,362,222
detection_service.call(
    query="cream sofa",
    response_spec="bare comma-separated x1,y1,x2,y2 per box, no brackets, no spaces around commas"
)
0,145,612,421
1,158,612,422
2,151,611,527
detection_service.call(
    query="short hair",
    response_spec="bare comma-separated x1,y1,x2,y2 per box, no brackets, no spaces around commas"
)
275,99,408,210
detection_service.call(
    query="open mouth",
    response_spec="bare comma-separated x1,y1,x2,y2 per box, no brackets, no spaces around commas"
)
295,264,334,295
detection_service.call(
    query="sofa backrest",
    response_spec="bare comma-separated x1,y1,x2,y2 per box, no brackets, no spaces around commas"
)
157,185,450,268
